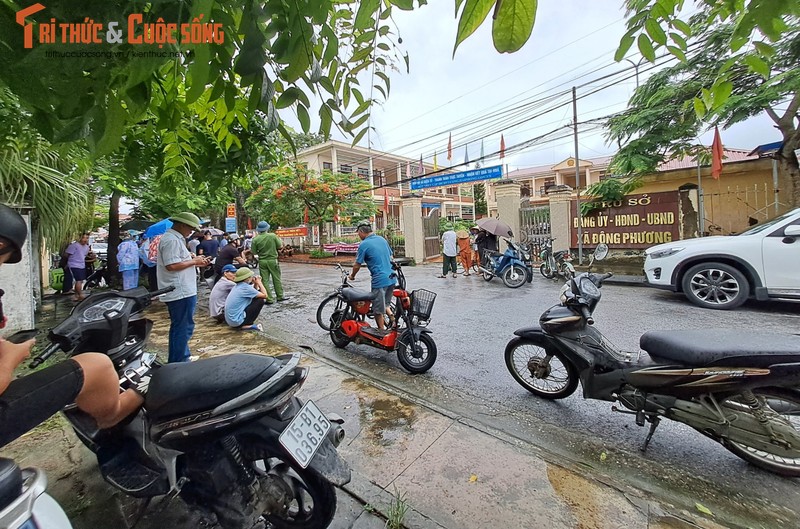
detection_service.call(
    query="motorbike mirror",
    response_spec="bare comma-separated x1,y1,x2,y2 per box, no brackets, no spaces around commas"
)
594,243,609,261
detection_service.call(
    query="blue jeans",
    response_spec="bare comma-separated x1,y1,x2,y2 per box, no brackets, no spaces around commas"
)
165,295,196,363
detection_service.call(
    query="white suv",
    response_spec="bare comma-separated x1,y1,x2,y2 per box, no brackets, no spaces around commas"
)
644,208,800,309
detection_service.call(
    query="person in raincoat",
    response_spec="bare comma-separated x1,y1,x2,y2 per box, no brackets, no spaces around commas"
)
456,230,472,275
117,232,140,290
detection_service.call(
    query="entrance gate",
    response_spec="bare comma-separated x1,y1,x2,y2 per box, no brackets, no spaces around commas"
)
519,205,551,262
423,208,441,260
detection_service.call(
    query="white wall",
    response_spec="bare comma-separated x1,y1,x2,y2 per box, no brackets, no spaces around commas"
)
0,212,35,334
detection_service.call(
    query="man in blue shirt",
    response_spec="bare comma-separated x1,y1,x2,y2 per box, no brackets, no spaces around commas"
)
224,267,268,331
349,221,395,330
197,231,220,258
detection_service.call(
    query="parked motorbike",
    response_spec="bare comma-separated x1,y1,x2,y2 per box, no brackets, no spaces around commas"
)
84,259,109,289
316,259,408,332
0,459,73,529
327,264,437,374
504,249,800,477
24,286,350,528
478,239,530,288
538,238,575,280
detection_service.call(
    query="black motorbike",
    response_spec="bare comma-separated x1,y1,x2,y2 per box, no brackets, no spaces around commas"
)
538,238,574,280
29,286,350,528
504,263,800,476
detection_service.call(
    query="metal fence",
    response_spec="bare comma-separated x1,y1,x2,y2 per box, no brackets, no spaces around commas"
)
520,205,551,262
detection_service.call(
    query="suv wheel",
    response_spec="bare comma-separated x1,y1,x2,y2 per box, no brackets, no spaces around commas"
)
681,262,749,310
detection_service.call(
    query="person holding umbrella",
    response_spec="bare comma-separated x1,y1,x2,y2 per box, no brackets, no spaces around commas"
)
157,212,209,363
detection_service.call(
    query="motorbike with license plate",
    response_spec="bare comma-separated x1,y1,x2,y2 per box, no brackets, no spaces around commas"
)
504,245,800,477
538,237,575,280
327,263,437,374
20,286,350,529
478,238,530,288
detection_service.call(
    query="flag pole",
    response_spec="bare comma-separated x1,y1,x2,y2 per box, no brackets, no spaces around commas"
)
572,86,583,264
697,156,704,237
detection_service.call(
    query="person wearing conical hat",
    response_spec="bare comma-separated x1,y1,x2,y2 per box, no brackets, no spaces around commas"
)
223,267,268,331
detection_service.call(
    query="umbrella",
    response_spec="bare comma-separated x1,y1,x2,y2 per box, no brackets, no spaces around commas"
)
476,217,513,237
456,230,470,239
144,219,172,239
205,227,224,236
120,219,155,231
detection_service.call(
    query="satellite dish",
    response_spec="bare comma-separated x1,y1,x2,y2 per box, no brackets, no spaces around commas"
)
594,243,609,261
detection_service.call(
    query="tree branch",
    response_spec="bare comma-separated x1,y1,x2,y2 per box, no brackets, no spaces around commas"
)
765,106,781,126
782,92,800,125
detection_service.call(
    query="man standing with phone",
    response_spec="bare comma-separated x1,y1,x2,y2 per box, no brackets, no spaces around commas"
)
157,212,208,363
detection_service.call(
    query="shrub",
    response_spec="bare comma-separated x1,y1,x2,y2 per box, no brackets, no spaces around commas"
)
309,249,334,259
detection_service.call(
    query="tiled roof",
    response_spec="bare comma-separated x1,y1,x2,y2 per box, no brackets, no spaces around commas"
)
657,148,758,172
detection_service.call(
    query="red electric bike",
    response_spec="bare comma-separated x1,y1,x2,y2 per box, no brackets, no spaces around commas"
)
327,263,438,374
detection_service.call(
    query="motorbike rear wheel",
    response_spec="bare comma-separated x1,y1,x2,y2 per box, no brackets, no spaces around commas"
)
329,310,351,348
719,388,800,477
539,262,554,279
502,264,527,288
240,440,337,529
396,332,437,374
504,337,578,399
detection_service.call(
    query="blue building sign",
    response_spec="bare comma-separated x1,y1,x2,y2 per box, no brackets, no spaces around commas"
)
410,165,503,190
225,217,237,233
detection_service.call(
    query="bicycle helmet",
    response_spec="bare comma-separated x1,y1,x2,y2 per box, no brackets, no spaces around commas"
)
0,204,27,264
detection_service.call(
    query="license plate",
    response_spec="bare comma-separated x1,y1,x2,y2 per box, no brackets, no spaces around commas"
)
279,400,331,468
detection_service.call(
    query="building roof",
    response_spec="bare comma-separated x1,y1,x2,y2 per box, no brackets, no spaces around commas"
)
657,147,759,172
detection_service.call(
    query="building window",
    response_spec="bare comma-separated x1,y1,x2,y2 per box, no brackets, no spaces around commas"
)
539,179,556,196
373,169,384,186
357,167,370,179
322,162,332,171
521,183,531,197
446,186,458,195
340,164,352,174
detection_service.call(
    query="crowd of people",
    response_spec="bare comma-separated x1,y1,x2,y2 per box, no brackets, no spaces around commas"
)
438,225,497,278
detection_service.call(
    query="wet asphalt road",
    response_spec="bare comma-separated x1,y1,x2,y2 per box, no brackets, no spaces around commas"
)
251,261,800,525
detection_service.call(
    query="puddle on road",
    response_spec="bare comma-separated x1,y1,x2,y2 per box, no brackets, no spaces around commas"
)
342,377,418,451
546,464,606,529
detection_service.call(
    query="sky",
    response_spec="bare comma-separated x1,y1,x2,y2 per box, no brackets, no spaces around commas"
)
314,0,782,172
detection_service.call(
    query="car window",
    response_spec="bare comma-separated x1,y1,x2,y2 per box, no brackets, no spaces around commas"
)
738,210,799,235
767,216,800,237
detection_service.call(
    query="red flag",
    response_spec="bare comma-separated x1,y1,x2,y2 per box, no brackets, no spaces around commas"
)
247,218,252,230
447,133,452,161
383,188,389,211
499,134,505,160
303,207,309,224
711,126,723,180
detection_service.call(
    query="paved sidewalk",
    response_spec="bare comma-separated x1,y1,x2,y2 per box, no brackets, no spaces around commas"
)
2,296,733,529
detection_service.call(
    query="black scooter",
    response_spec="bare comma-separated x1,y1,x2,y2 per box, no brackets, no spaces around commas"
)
504,248,800,477
28,286,350,528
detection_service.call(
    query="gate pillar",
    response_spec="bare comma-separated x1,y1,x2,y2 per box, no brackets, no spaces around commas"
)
401,195,425,263
494,180,521,250
548,188,573,252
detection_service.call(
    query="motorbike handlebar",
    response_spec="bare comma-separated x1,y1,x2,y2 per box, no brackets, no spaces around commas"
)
28,342,62,369
150,286,176,297
580,305,594,325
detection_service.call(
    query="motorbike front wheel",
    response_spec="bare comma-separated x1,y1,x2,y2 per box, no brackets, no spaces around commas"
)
502,264,528,288
316,294,340,331
504,337,578,399
329,311,351,348
396,332,437,374
240,441,337,529
719,388,800,477
539,262,554,279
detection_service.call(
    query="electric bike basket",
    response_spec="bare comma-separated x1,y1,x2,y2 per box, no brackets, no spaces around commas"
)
410,289,436,321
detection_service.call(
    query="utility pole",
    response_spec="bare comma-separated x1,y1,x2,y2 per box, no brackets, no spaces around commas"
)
572,86,583,264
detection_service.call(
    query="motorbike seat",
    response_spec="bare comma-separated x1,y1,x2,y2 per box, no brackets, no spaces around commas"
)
0,458,22,512
640,330,800,368
341,289,374,302
146,354,282,421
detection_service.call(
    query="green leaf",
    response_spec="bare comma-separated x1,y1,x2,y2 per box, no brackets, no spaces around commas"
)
744,54,770,78
375,71,391,96
492,0,537,53
666,45,686,62
354,0,381,30
454,0,495,56
276,88,300,109
693,96,707,118
695,503,713,516
700,87,713,109
297,104,311,133
388,0,414,10
352,126,369,146
645,18,667,46
615,32,636,62
637,34,656,62
711,80,733,109
186,45,211,104
95,95,126,156
377,42,391,51
668,32,687,50
753,41,776,57
319,104,333,137
671,18,691,36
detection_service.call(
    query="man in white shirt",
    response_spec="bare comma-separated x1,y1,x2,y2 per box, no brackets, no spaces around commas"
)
439,225,458,278
157,212,208,363
209,264,237,322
